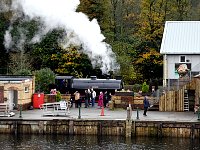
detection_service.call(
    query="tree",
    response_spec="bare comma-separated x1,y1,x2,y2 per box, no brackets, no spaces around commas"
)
135,48,163,81
34,68,55,93
111,41,138,84
78,0,113,43
142,81,149,93
0,13,10,73
30,29,65,70
174,0,191,20
131,0,169,81
51,46,95,77
8,52,32,75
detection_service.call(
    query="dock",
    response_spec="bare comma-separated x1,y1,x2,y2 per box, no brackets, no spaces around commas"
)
0,106,200,138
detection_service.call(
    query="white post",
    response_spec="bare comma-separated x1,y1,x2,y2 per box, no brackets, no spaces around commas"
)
163,54,168,87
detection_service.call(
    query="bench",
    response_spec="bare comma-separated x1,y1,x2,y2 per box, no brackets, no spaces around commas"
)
0,103,15,117
40,101,71,116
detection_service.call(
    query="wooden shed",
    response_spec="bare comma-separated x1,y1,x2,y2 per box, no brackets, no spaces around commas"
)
0,75,35,110
159,76,200,112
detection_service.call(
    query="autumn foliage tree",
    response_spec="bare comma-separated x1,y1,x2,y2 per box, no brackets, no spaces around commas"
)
0,0,199,85
51,47,94,78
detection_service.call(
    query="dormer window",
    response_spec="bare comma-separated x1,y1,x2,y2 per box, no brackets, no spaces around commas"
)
180,56,186,63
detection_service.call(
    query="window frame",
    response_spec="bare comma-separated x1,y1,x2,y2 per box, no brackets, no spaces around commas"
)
24,86,29,93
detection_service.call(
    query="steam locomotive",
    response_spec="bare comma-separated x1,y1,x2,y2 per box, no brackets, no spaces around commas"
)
55,76,123,95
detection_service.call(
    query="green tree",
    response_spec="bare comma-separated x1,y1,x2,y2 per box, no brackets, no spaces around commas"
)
34,68,55,93
56,91,62,102
112,41,138,84
51,46,94,77
30,29,65,71
142,81,149,93
0,13,10,73
174,0,191,20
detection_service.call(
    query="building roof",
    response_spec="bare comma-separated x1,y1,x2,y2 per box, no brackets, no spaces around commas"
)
0,75,33,83
160,21,200,54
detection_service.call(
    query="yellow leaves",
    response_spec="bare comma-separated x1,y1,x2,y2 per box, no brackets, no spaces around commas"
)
64,62,74,65
137,0,167,42
50,47,83,74
51,54,57,60
136,49,163,65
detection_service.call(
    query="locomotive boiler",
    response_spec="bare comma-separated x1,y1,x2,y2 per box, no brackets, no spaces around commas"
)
55,76,123,95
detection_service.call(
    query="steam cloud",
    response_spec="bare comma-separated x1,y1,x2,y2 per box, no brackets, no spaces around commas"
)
3,0,118,73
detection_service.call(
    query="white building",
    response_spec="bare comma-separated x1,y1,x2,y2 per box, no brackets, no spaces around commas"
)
160,21,200,86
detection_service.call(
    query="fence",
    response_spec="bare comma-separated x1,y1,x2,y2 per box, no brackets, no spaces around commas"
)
152,78,190,112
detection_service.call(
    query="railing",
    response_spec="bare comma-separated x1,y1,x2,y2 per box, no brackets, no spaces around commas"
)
40,101,71,116
0,103,15,117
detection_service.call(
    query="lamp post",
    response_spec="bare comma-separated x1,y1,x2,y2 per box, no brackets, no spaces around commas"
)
78,106,81,119
19,104,22,118
136,107,139,120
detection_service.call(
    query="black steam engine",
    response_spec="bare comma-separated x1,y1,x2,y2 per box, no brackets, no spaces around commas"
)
55,76,123,96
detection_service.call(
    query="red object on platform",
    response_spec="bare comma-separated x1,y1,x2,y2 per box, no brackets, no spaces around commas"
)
100,106,105,116
33,93,44,109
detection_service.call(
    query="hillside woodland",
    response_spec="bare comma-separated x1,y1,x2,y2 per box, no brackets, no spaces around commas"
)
0,0,200,84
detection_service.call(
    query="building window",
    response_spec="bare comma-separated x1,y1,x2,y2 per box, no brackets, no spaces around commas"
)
24,87,29,93
180,56,186,62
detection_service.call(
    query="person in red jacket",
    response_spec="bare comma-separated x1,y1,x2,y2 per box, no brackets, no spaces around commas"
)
98,91,103,108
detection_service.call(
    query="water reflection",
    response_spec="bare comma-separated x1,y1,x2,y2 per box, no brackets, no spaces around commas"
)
0,134,199,150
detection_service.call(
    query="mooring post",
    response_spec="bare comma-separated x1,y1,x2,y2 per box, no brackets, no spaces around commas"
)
125,119,132,137
198,107,200,120
78,106,81,119
136,107,139,120
19,104,22,118
127,107,131,120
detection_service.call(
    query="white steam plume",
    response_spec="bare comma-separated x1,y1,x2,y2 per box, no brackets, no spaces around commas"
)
4,27,13,50
6,0,118,73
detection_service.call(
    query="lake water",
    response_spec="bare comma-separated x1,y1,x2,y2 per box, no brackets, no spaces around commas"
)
0,134,200,150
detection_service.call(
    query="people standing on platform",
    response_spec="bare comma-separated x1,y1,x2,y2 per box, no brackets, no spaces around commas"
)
91,88,96,107
143,95,150,116
103,91,108,108
88,89,92,105
50,89,57,95
74,91,80,108
84,89,90,108
98,91,103,108
108,93,112,104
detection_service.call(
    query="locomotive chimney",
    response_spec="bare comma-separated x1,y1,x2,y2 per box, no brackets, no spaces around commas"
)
90,76,97,80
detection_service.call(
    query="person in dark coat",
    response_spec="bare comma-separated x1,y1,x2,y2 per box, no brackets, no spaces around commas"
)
143,96,150,116
85,89,90,108
103,91,108,108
